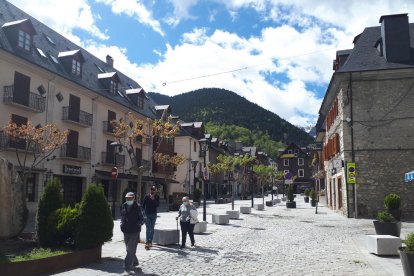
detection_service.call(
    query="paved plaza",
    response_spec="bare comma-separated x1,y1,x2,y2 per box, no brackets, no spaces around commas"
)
54,195,414,276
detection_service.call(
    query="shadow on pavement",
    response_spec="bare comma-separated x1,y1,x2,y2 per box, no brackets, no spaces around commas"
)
87,257,161,276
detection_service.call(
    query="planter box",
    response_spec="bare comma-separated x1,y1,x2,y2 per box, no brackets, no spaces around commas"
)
193,221,207,234
226,210,240,219
365,235,401,255
240,206,251,214
0,246,101,276
286,201,296,208
399,247,414,276
304,197,309,203
373,221,401,237
310,199,317,207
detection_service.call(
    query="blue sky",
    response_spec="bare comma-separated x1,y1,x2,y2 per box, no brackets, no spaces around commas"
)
8,0,414,127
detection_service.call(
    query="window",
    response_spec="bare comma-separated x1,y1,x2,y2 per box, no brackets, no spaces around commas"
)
72,59,81,76
138,94,144,109
298,169,304,177
294,149,299,154
18,29,31,51
44,34,55,45
298,158,304,166
194,141,197,152
26,173,36,202
110,80,118,95
36,47,47,58
283,159,289,166
288,150,292,154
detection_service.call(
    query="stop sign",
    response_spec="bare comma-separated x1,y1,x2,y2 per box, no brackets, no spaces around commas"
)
111,167,118,179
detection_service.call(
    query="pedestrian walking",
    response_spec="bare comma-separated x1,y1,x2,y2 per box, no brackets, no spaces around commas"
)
142,185,160,250
176,196,198,249
120,192,145,271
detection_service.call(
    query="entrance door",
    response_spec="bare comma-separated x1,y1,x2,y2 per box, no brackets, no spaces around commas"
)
68,94,80,122
13,71,30,106
62,176,82,206
338,177,343,210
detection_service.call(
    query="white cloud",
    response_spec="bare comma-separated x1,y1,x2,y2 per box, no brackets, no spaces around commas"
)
9,0,109,40
95,0,164,36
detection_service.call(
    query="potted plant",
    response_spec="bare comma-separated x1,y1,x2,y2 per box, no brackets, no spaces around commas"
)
304,189,310,203
384,193,401,221
373,210,401,237
286,185,296,208
310,190,317,207
399,232,414,276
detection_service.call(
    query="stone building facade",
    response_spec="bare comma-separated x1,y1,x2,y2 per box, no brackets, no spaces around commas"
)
317,13,414,220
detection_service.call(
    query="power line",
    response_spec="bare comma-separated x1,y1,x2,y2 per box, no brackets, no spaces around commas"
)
162,44,353,86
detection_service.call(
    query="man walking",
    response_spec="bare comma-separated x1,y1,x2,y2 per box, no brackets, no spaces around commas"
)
120,192,144,271
142,185,160,250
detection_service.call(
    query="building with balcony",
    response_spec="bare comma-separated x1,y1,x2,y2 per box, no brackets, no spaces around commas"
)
0,1,160,221
316,13,414,219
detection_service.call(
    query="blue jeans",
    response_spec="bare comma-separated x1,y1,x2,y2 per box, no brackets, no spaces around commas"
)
145,213,157,243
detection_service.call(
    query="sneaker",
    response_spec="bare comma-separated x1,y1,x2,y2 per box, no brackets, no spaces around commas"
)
180,245,185,249
149,241,153,247
133,260,139,267
191,243,195,247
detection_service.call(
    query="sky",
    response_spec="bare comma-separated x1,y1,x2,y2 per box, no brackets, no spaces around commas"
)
7,0,414,127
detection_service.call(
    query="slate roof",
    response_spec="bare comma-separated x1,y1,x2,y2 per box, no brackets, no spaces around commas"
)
337,23,414,73
0,0,157,119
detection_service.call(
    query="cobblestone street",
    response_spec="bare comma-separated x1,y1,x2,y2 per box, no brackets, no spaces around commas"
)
55,195,414,276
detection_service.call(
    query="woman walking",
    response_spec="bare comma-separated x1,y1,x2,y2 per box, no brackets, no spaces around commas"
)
142,185,160,250
176,196,198,249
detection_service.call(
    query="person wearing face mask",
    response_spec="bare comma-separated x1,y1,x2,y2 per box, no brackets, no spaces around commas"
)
176,196,198,249
120,192,144,271
142,185,160,250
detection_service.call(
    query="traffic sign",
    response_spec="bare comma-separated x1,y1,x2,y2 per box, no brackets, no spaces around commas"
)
111,166,118,179
284,172,292,180
347,162,356,184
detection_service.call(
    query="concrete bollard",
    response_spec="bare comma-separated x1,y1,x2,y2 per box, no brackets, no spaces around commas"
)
254,204,264,211
226,210,240,219
212,214,230,225
194,221,207,233
240,206,252,214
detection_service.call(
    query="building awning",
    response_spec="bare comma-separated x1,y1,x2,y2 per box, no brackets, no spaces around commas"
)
405,171,414,182
94,170,179,183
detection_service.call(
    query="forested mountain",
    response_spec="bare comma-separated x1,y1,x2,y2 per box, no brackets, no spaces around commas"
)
148,88,314,148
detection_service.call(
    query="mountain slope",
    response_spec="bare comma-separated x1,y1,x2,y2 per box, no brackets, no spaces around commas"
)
149,88,314,146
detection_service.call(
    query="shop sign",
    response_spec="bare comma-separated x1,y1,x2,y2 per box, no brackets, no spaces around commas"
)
63,165,82,175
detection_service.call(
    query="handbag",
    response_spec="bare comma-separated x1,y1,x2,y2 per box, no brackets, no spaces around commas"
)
189,208,199,224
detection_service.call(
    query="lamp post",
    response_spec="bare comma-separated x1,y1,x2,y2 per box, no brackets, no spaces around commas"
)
199,138,210,222
190,160,198,200
110,141,121,219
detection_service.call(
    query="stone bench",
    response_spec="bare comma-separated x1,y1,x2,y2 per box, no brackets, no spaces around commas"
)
193,221,207,233
365,234,401,255
153,228,179,245
212,214,230,225
240,206,251,214
226,210,240,219
254,204,264,211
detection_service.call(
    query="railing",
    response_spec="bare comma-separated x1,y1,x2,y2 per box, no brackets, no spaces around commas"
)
3,85,46,113
60,143,91,161
62,107,93,127
101,152,125,166
102,121,114,134
0,131,40,152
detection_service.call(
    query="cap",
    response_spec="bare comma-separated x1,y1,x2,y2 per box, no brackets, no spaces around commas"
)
125,192,135,198
150,185,157,191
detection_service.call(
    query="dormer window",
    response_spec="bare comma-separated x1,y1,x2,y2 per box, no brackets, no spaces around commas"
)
110,79,118,95
138,93,144,109
72,59,81,76
18,29,31,51
98,72,120,95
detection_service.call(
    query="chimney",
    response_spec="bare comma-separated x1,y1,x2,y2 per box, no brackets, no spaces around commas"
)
379,13,410,63
106,55,114,67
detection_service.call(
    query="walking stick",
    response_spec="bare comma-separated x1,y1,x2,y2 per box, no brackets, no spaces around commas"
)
176,217,179,246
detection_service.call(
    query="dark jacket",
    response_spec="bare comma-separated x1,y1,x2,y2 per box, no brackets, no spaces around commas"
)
142,194,160,215
120,201,144,233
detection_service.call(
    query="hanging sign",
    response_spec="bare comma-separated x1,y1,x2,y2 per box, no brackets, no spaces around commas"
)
347,162,356,184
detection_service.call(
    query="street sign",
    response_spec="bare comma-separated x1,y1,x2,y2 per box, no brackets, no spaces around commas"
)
307,142,323,151
347,162,356,184
285,179,293,184
111,166,118,179
284,172,292,180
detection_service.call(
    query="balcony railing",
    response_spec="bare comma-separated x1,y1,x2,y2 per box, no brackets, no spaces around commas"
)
0,131,40,152
60,143,91,161
101,152,125,166
102,121,115,134
62,107,93,127
3,85,46,113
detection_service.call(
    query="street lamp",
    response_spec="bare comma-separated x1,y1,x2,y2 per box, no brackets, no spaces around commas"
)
199,138,210,222
190,160,198,200
109,141,121,219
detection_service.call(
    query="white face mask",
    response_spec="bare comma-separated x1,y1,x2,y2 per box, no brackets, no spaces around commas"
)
126,200,134,206
183,202,188,206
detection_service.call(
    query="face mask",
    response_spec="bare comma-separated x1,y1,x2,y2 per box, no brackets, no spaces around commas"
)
126,200,134,206
183,202,188,206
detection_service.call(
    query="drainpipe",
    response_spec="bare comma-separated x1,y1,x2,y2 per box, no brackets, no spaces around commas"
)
349,73,357,218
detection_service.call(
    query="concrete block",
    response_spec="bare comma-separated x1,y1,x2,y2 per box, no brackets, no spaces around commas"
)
212,214,230,225
254,204,264,211
240,206,251,214
266,201,273,207
274,199,281,203
193,221,207,233
365,234,401,255
226,210,240,219
153,229,179,245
